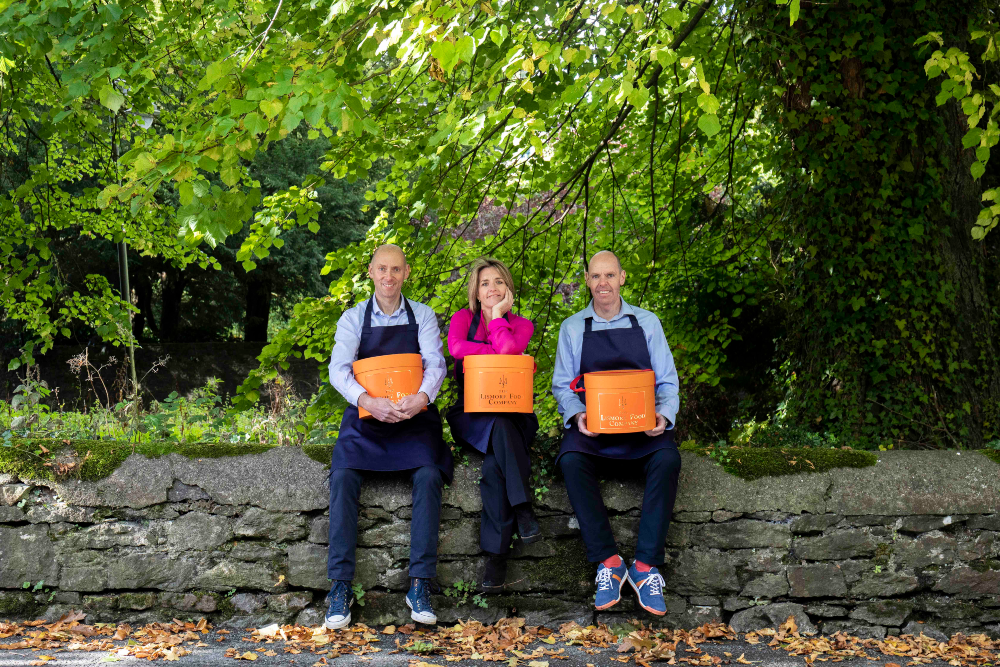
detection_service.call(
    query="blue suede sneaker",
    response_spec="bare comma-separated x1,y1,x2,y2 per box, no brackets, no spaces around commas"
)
594,558,628,610
324,580,354,629
405,578,437,625
627,562,667,616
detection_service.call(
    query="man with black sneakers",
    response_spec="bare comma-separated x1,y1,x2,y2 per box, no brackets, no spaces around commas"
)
551,250,681,616
324,244,452,629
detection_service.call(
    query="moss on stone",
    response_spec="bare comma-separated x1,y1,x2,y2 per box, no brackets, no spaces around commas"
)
0,592,37,618
302,443,334,467
982,450,1000,466
682,444,877,481
0,438,274,482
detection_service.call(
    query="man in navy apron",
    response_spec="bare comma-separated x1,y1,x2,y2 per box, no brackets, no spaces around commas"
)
325,244,452,629
551,250,680,616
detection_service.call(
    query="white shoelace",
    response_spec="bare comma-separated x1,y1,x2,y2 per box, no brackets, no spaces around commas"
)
638,572,665,596
595,566,615,591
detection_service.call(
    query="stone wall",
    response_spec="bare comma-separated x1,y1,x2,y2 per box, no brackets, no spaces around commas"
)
1,449,999,638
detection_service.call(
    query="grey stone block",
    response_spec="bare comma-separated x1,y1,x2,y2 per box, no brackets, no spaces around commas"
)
174,447,328,511
740,573,790,599
700,520,791,549
674,511,712,522
234,507,307,542
967,515,1000,531
0,505,26,521
26,503,97,524
287,543,329,590
229,542,283,562
712,510,743,522
664,551,740,595
0,484,32,506
308,516,329,544
730,548,789,574
666,522,697,547
806,604,847,618
357,519,411,547
825,451,1000,516
230,593,266,613
107,553,195,591
167,512,233,550
794,530,877,560
730,602,816,634
0,524,58,588
822,620,886,639
190,559,283,591
167,480,210,502
56,521,153,551
790,514,842,535
675,454,827,514
902,621,948,641
161,592,218,613
899,515,969,533
894,532,957,568
787,564,847,598
850,600,914,626
54,455,173,508
851,570,920,598
437,520,480,555
957,532,998,561
267,592,312,613
933,567,1000,598
59,550,110,591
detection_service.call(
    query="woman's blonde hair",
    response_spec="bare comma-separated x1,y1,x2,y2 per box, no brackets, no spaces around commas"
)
467,257,515,313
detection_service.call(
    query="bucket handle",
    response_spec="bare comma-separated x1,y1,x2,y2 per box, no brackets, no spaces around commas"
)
570,369,655,393
463,357,538,372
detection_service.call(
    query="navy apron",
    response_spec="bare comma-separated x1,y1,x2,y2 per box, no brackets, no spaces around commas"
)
557,313,674,462
446,310,539,453
332,297,453,482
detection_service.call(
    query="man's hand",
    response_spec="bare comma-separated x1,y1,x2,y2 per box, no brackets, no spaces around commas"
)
358,393,409,423
575,412,599,437
645,413,668,437
395,392,429,419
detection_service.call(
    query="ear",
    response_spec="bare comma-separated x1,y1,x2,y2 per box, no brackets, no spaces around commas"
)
402,263,412,281
620,269,627,284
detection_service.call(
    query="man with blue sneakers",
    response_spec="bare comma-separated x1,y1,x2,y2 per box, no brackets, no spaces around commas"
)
552,250,681,616
325,244,453,629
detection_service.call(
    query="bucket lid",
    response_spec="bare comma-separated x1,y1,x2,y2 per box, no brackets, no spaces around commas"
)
353,353,423,374
463,354,535,371
584,369,655,390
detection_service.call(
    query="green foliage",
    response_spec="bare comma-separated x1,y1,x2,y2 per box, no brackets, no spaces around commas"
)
443,580,488,609
0,437,273,481
679,439,878,481
351,583,366,607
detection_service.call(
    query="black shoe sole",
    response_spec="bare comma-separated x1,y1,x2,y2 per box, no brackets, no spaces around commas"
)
519,531,542,545
479,582,504,593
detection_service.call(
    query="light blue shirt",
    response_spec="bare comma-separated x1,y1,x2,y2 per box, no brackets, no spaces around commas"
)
328,296,447,406
552,298,679,428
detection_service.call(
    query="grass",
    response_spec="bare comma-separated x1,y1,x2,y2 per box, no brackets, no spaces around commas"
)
679,440,878,481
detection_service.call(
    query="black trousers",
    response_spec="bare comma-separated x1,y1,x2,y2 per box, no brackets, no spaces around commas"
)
559,447,681,565
327,466,443,581
479,416,533,554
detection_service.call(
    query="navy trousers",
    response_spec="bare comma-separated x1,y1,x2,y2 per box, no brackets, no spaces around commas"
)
559,447,681,565
327,466,443,582
479,416,533,554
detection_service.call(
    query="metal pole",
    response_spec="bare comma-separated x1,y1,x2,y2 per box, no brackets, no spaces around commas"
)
112,112,140,417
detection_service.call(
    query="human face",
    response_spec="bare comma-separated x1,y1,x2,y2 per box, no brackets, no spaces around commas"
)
477,266,507,310
368,248,410,306
586,254,626,313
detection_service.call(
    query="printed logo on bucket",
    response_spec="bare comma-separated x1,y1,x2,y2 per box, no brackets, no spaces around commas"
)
478,371,525,407
597,391,647,430
373,371,414,401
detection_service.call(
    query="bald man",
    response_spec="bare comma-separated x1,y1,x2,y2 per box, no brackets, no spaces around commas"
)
325,244,451,628
551,250,680,617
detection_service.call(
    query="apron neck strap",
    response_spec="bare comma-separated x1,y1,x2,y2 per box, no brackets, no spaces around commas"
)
584,313,639,332
363,296,415,333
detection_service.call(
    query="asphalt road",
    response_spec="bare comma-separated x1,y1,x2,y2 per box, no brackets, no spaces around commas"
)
0,629,963,667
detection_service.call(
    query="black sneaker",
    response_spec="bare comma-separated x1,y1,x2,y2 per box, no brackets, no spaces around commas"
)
480,553,508,592
513,503,542,544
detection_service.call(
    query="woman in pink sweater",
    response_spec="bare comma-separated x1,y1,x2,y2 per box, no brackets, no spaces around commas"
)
446,257,539,593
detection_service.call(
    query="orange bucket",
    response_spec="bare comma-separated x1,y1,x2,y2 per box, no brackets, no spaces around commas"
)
463,355,535,413
352,353,424,419
571,369,655,433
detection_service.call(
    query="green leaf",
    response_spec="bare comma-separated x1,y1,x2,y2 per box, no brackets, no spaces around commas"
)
243,112,268,135
698,113,722,136
962,127,982,149
697,93,721,114
789,0,800,25
99,86,125,113
971,161,986,179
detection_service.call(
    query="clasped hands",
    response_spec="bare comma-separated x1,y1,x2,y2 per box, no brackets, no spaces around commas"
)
359,391,428,423
575,412,669,437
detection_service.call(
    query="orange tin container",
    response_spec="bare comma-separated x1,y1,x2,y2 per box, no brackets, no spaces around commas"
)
463,355,535,413
352,353,424,419
573,369,655,433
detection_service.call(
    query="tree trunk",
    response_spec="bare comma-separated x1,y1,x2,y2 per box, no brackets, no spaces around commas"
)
159,269,186,341
244,274,272,342
132,271,156,341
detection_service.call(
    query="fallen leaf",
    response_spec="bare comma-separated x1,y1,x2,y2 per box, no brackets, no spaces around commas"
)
383,625,396,635
240,651,258,660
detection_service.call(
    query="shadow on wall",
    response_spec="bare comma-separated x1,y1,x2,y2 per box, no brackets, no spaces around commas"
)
0,343,322,406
